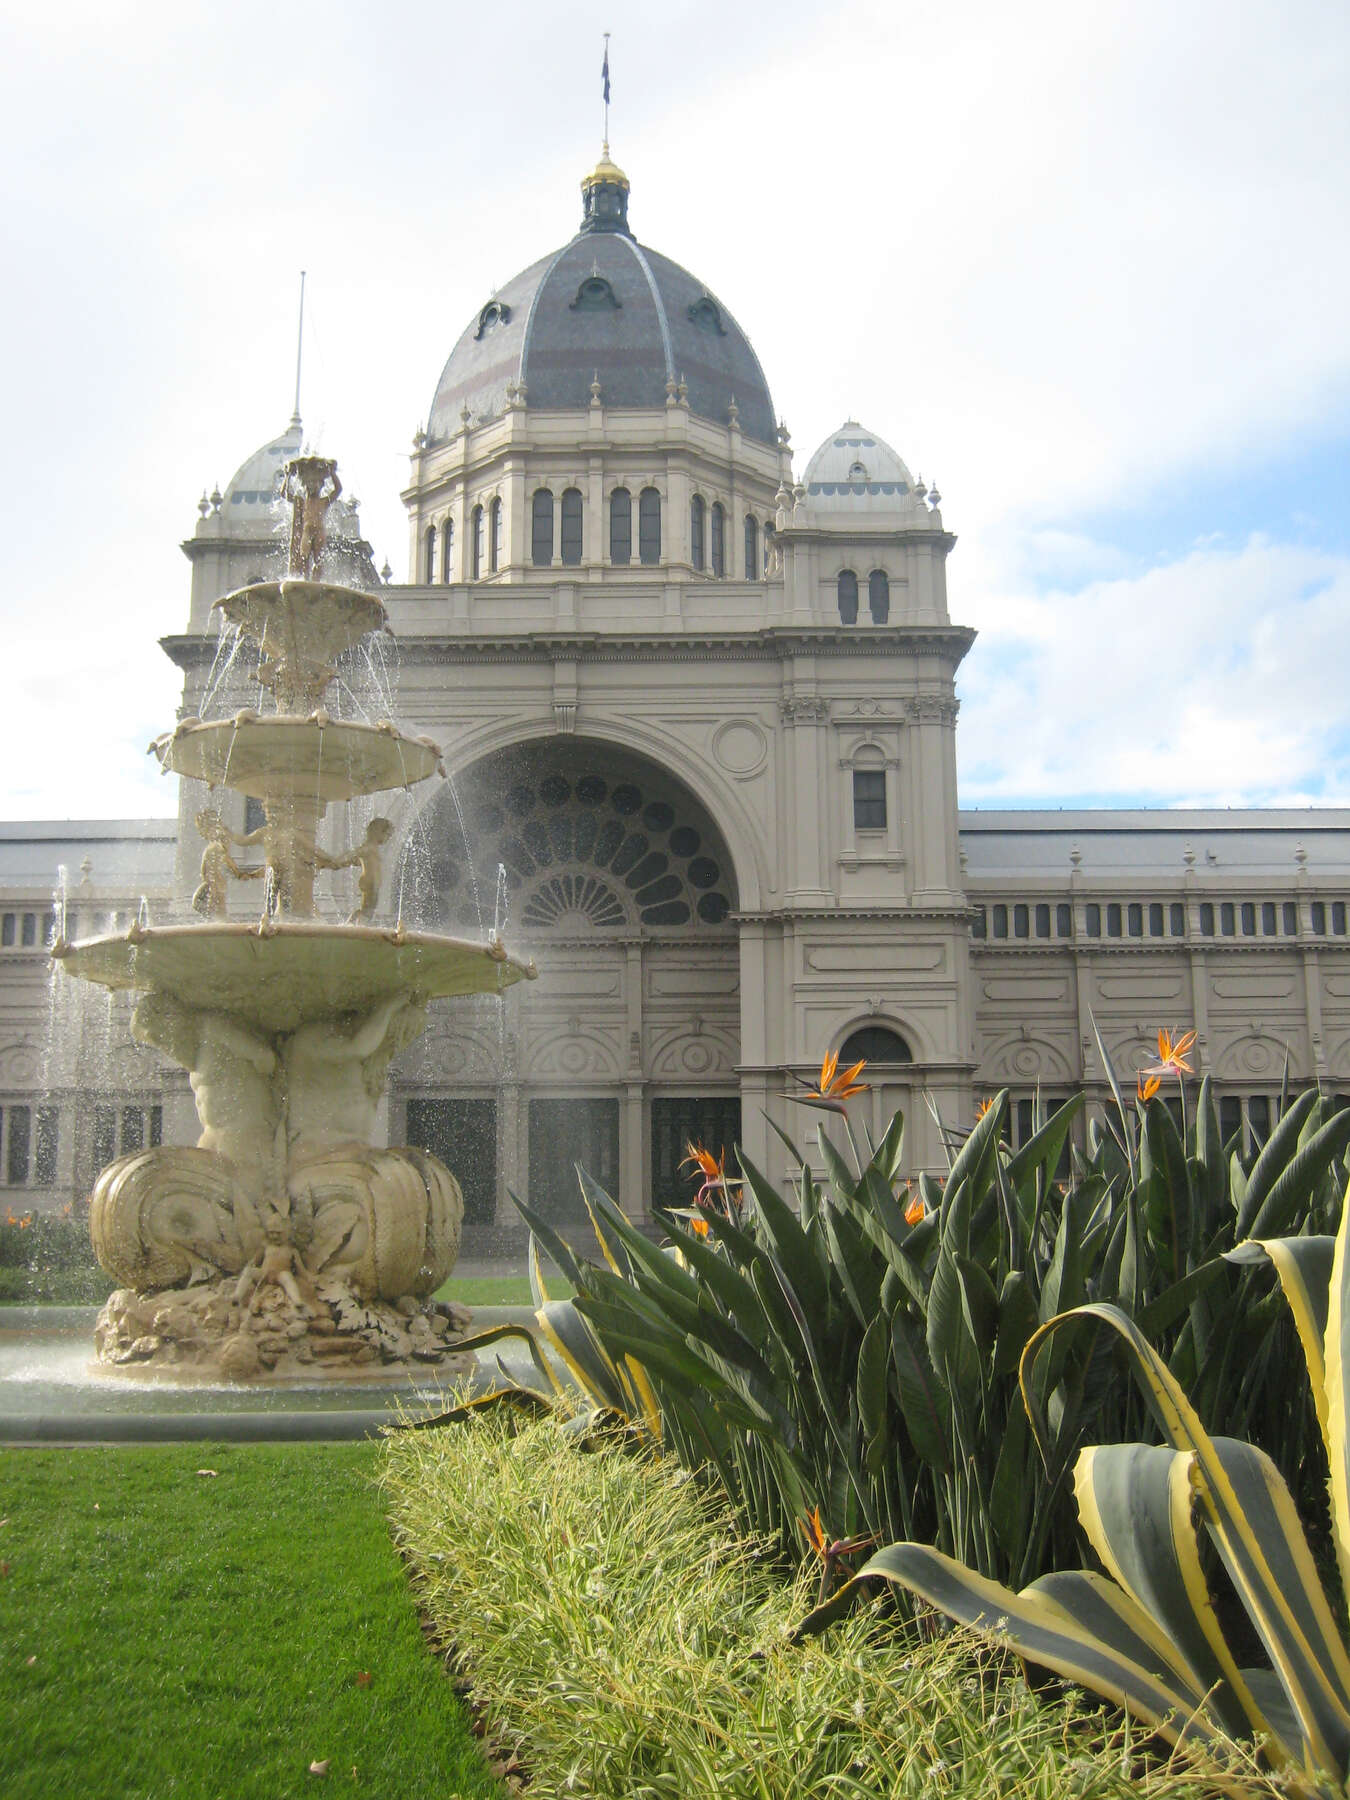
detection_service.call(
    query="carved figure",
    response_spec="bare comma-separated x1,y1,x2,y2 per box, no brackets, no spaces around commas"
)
227,812,343,917
130,993,284,1217
283,456,342,580
337,816,394,922
281,993,428,1162
191,808,261,916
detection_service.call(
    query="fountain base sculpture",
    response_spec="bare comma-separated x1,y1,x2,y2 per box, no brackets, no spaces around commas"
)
50,455,536,1383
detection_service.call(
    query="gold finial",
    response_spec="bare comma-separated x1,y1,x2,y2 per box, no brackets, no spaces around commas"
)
582,142,630,192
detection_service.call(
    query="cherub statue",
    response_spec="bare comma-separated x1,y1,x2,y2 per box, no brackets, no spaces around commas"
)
282,456,342,580
227,811,344,917
336,817,394,923
191,807,262,917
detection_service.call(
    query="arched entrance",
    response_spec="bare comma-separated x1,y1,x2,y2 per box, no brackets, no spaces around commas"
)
394,739,742,1233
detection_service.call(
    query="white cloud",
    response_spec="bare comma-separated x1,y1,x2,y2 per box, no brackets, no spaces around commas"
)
957,538,1350,804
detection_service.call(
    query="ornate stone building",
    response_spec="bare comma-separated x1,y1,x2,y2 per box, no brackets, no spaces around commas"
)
3,151,1348,1236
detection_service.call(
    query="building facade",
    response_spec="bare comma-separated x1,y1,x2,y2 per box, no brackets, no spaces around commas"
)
4,152,1349,1236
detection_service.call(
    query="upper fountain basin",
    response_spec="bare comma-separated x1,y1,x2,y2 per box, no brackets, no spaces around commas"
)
152,714,443,802
214,578,388,665
51,921,537,1033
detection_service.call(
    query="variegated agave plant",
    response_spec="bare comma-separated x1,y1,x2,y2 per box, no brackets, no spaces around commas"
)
800,1190,1350,1796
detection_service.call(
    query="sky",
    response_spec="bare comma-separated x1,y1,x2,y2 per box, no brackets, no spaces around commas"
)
2,0,1347,822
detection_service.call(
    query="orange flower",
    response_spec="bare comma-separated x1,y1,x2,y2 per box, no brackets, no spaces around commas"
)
975,1096,994,1121
790,1050,870,1113
680,1141,725,1187
1136,1074,1161,1104
1139,1028,1197,1080
800,1505,828,1559
904,1191,926,1227
688,1215,711,1238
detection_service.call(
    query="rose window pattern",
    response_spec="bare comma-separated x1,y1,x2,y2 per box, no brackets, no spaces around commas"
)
425,765,734,931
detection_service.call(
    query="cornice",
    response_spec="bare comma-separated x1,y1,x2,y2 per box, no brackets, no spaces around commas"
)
162,623,976,673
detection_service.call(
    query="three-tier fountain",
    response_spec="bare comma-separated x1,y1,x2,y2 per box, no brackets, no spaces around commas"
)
49,456,535,1383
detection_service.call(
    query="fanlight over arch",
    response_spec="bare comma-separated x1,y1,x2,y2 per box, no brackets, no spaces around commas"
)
411,739,740,933
840,1024,913,1064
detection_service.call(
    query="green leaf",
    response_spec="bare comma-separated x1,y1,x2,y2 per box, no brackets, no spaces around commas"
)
992,1269,1040,1379
1235,1088,1319,1237
1248,1108,1350,1241
891,1310,952,1471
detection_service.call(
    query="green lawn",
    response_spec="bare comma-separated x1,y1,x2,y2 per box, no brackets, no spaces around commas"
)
436,1274,533,1307
0,1441,502,1800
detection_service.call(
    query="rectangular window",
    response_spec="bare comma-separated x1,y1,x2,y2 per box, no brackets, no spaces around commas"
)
609,489,631,565
149,1105,162,1148
406,1098,498,1225
1015,1098,1034,1147
1248,1094,1271,1145
1241,902,1256,936
1283,901,1298,935
244,795,266,834
34,1107,58,1185
6,1104,30,1185
1261,901,1277,935
0,914,13,947
1127,903,1143,937
1107,903,1122,938
1170,902,1186,936
120,1108,144,1154
852,770,886,832
1199,902,1215,935
971,908,987,940
93,1104,117,1172
1085,903,1101,937
1034,903,1050,938
1013,903,1029,939
651,1095,742,1213
1219,1095,1243,1145
20,913,35,947
1148,903,1164,936
1221,902,1236,936
1335,902,1347,935
528,1098,619,1224
1312,901,1327,933
992,904,1008,939
1056,902,1072,937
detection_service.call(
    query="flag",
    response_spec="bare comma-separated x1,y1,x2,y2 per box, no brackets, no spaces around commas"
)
602,46,611,105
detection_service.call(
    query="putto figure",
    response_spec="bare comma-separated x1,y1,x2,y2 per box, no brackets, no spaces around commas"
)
283,455,342,580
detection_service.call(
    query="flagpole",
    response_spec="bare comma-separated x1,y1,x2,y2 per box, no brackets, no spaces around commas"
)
603,31,610,145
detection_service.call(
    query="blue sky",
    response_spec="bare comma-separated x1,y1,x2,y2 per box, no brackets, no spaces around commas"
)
0,0,1346,819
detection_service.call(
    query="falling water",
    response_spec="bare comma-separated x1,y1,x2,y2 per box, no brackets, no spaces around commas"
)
258,867,277,929
445,772,484,936
136,896,151,931
199,619,244,720
491,863,509,942
52,866,68,946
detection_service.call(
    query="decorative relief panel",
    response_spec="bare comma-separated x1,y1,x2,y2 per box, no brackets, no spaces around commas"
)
1211,977,1297,1001
0,1041,41,1086
524,1025,623,1080
1214,1032,1304,1080
980,978,1069,1004
647,1023,738,1079
979,1033,1075,1084
647,965,739,998
1094,976,1184,1002
905,697,960,726
808,945,945,973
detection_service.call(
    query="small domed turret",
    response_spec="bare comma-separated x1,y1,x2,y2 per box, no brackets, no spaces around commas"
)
580,143,632,236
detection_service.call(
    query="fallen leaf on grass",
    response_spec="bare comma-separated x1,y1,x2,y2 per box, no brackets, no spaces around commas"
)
0,1516,9,1527
354,1670,372,1688
92,1504,99,1512
1,1560,9,1577
25,1655,36,1666
196,1469,218,1478
308,1759,330,1776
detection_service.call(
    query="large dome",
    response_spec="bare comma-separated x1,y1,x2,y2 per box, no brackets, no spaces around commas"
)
427,157,776,446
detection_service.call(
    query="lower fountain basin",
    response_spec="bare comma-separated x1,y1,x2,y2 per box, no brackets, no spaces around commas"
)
52,921,536,1033
0,1304,543,1443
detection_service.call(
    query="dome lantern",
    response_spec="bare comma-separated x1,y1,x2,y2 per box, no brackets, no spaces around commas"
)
580,143,632,237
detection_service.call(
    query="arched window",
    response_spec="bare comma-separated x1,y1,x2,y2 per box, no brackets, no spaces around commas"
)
838,569,859,624
471,504,484,579
744,514,759,578
560,488,583,566
489,498,502,572
690,495,705,570
424,524,437,583
442,517,454,582
710,502,725,576
531,489,554,567
610,487,632,565
840,1025,913,1064
868,570,890,624
638,487,661,565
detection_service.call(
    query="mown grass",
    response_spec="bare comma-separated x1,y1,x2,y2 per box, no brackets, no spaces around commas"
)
436,1274,533,1307
0,1440,502,1800
384,1407,1280,1800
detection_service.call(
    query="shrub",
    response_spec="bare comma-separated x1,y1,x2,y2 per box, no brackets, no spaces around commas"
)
0,1205,113,1304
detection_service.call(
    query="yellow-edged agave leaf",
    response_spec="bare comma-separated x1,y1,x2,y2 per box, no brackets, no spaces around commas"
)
799,1542,1231,1752
1325,1179,1350,1616
1025,1301,1350,1779
1226,1237,1335,1438
533,1299,632,1415
1074,1442,1267,1746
